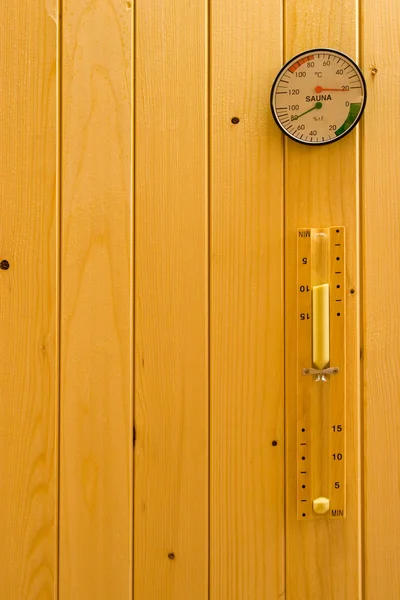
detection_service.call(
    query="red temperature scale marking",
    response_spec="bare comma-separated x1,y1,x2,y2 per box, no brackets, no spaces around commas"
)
289,55,315,73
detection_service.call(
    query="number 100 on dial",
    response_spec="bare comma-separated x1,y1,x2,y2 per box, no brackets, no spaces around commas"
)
270,48,367,145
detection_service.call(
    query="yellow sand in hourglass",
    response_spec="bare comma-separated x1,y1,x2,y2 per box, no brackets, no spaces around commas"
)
313,283,330,371
312,231,330,379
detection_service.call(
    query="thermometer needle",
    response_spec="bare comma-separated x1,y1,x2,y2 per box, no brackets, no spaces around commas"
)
292,101,322,120
315,86,348,92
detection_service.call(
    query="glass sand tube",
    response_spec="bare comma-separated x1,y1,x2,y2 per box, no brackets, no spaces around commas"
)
311,230,330,382
311,229,331,513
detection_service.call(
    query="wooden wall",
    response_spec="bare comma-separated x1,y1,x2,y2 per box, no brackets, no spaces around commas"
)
59,0,133,597
0,0,399,598
284,1,362,598
363,1,400,597
0,2,57,597
134,1,208,598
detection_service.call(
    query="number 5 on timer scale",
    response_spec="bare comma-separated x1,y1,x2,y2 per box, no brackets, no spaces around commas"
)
297,227,346,519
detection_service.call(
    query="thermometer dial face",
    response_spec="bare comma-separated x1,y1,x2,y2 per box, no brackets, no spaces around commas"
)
270,48,366,145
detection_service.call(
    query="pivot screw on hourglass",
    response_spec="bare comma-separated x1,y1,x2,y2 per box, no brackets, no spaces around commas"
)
0,260,10,270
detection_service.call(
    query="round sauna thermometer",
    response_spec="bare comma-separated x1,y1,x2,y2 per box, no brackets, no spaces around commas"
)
270,48,366,145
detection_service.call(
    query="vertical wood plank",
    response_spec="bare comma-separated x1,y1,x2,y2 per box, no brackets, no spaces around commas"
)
362,2,400,597
210,1,285,598
0,2,58,597
59,1,132,597
133,0,208,598
284,3,362,598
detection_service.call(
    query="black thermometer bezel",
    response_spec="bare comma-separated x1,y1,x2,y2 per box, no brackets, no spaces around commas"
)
270,47,367,146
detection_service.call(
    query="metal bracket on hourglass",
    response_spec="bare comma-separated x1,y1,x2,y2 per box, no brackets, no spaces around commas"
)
302,366,339,382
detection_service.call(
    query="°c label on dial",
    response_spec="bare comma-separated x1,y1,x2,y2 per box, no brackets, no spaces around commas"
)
270,48,367,146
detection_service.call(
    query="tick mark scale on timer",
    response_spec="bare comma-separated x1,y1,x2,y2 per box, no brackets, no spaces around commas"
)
270,48,367,145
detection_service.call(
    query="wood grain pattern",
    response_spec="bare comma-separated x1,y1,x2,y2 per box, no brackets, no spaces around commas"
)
0,1,58,597
210,1,285,598
1,2,398,597
284,3,362,598
362,2,400,597
59,1,132,597
133,0,208,598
